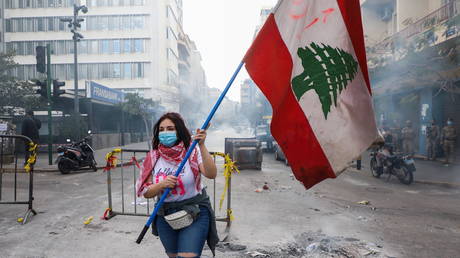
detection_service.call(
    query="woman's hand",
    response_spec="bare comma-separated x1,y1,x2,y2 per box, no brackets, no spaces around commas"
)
161,175,178,189
193,129,208,146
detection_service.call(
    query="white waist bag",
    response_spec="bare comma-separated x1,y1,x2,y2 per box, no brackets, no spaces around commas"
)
164,210,193,230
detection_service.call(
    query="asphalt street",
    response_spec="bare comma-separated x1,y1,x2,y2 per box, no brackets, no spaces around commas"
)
0,129,459,257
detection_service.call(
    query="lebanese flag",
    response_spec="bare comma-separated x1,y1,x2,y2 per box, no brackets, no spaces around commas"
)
244,0,378,188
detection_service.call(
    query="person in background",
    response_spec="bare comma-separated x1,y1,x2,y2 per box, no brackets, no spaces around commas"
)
390,119,402,152
441,118,457,166
401,120,415,156
21,110,41,164
425,119,440,161
136,112,218,258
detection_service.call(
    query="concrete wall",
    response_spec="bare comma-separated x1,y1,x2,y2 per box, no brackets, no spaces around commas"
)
91,132,137,150
361,6,392,45
396,0,430,31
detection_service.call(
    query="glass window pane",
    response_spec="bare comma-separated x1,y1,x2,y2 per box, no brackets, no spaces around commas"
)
122,40,130,53
134,39,142,53
122,16,130,30
113,63,121,78
113,40,120,54
37,18,44,31
102,40,109,54
99,16,109,30
123,63,131,79
47,17,54,31
90,40,98,54
79,41,88,54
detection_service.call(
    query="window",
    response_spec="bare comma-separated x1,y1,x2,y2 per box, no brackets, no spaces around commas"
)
113,63,121,78
113,40,120,54
133,16,143,29
99,16,109,30
122,16,130,30
137,63,144,77
134,39,142,53
102,40,109,54
48,17,54,31
37,18,44,31
90,40,98,54
123,63,131,79
123,40,131,53
79,41,88,54
59,19,66,31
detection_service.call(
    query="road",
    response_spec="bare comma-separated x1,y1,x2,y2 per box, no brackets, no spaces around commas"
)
0,129,459,257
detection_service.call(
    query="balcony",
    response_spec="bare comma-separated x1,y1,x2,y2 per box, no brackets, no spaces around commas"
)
368,0,460,70
371,1,459,52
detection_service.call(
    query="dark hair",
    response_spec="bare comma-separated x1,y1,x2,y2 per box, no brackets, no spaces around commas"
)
152,112,191,150
26,110,34,116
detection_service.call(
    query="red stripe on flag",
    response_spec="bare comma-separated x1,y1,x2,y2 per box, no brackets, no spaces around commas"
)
337,0,372,94
244,14,335,189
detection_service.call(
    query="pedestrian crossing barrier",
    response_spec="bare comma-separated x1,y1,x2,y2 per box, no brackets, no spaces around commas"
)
0,135,38,224
102,148,236,240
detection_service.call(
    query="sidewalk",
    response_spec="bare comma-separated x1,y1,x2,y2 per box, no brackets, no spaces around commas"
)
31,141,150,172
359,151,460,187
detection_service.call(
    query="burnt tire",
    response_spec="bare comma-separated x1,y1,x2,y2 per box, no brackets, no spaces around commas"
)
370,158,381,178
396,165,413,185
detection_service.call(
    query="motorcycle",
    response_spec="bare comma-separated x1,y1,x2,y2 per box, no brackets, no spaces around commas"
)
369,145,415,185
56,131,97,174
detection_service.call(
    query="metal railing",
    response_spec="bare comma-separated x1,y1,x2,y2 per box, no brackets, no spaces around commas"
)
0,135,38,224
373,0,460,52
101,149,235,240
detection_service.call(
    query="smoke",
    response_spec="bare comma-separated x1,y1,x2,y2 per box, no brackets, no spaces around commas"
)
362,1,460,163
206,122,254,152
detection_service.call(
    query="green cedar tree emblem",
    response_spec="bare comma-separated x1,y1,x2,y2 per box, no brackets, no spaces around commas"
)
291,43,359,120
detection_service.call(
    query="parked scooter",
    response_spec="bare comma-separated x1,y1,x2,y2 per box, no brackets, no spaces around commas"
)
369,144,415,185
56,131,97,174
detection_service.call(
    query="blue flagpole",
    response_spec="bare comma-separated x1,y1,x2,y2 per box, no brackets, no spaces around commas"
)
136,61,245,244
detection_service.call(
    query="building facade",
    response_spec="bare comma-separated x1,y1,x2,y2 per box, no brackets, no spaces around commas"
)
240,7,273,126
177,31,210,127
361,0,460,157
3,0,187,111
0,1,5,53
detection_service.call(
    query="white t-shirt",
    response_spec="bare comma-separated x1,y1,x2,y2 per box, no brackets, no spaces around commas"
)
152,148,203,202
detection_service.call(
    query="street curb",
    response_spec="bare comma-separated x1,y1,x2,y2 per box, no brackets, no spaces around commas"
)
347,168,460,188
1,166,106,173
414,180,460,188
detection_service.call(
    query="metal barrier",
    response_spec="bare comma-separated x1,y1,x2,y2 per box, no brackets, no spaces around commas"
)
102,149,237,240
0,135,38,224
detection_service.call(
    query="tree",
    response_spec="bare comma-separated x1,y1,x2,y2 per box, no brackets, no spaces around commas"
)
59,112,88,141
0,51,44,116
119,93,159,149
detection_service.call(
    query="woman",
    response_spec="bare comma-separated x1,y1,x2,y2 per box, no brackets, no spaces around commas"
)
136,112,219,258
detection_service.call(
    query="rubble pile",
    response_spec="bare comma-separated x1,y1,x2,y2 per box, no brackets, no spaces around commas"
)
216,231,391,258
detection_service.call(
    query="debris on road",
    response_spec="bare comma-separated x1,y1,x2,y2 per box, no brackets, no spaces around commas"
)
83,216,94,225
220,232,388,257
254,188,263,193
246,250,269,257
263,182,270,190
357,200,370,205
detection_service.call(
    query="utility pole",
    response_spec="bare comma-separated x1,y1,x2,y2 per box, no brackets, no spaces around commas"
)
60,4,87,114
46,44,53,165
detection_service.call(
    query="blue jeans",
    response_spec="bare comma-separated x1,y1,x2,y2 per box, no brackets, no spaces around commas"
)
156,206,210,257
